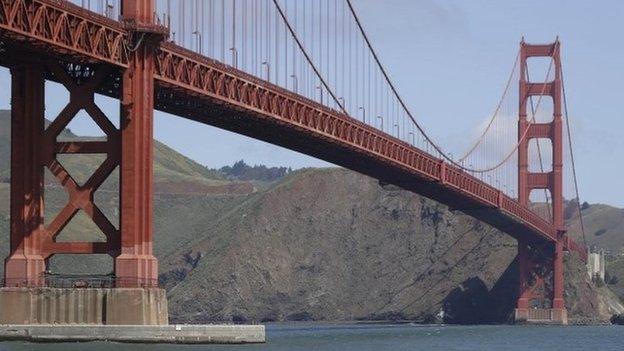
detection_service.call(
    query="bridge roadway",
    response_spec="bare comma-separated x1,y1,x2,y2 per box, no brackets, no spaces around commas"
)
0,0,586,259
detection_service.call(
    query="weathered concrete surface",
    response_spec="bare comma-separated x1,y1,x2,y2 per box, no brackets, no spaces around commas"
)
514,308,568,325
0,288,168,325
0,324,265,344
106,288,169,325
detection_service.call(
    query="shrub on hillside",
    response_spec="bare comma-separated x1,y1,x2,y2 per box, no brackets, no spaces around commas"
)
595,229,607,237
220,160,291,182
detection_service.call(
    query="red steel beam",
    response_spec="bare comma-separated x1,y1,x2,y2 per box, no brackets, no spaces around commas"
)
41,62,120,256
4,61,47,287
115,0,159,287
0,0,129,67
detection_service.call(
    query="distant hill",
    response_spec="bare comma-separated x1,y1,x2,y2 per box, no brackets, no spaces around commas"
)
0,110,621,324
566,202,624,254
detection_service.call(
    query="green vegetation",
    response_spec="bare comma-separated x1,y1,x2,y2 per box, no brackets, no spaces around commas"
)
220,160,292,182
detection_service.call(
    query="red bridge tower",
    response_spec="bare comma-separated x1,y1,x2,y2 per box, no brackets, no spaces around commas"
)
516,39,567,324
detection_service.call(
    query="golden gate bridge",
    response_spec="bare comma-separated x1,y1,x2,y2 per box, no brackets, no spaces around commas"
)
0,0,587,326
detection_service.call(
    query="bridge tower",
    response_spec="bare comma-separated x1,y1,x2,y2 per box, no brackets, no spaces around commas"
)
117,0,160,289
515,39,567,324
0,0,168,325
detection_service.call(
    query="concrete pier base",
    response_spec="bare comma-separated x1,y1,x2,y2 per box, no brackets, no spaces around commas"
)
0,324,265,344
515,308,568,325
0,287,168,325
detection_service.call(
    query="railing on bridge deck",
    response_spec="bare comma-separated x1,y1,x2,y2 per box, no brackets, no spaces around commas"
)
2,276,159,289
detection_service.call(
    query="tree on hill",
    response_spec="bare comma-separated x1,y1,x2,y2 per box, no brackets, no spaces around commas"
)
219,160,291,182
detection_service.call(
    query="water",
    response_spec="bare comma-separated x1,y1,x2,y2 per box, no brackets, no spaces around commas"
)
1,323,622,351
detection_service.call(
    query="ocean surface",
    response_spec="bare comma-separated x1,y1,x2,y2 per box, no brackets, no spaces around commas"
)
0,323,622,351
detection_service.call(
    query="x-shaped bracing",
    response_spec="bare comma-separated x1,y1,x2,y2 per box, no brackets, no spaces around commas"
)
41,62,120,257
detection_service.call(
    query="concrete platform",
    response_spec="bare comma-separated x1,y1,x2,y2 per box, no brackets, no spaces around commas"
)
0,324,265,344
0,287,169,325
515,308,568,325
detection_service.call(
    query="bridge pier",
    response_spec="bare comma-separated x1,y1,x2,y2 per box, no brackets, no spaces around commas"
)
1,0,167,323
514,239,567,324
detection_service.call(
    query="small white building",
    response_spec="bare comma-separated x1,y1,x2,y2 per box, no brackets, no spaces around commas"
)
587,250,605,281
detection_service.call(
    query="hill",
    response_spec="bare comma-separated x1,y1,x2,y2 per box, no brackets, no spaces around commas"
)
0,110,622,324
566,203,624,253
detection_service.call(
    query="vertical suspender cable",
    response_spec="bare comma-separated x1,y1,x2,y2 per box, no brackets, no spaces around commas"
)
326,0,330,107
221,0,225,61
194,0,198,52
294,0,298,91
319,0,323,100
334,0,338,100
243,0,247,70
561,64,587,247
201,0,205,54
270,0,346,113
232,0,236,67
210,0,214,57
284,1,294,88
341,0,345,104
275,2,279,85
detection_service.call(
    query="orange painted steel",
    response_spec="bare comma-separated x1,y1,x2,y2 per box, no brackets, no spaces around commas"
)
517,40,567,313
0,0,128,66
1,0,587,290
4,59,121,288
115,0,160,287
43,62,120,256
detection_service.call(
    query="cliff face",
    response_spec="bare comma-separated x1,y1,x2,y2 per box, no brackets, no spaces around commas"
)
156,169,619,324
0,110,619,324
159,168,519,323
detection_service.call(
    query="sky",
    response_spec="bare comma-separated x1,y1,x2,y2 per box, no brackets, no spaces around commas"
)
0,0,622,207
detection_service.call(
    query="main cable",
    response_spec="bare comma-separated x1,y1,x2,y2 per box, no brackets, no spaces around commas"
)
345,0,549,174
458,50,520,162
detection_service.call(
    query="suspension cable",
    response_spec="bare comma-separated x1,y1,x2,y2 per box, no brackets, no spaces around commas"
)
458,49,520,162
270,0,347,114
345,0,553,174
561,61,587,247
345,0,448,161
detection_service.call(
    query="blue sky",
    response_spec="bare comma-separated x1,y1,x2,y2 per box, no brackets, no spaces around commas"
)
1,0,622,207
